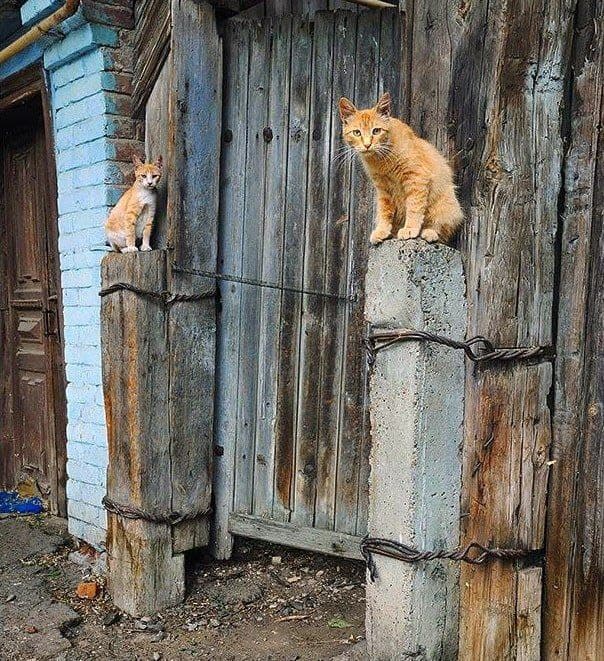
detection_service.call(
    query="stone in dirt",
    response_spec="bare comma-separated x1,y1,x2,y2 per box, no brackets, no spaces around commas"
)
206,581,263,605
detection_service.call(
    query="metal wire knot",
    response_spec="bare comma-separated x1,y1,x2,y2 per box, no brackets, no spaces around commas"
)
365,328,553,366
360,536,541,581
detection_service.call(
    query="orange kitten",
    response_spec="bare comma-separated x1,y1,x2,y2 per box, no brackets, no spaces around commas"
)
339,93,463,245
105,154,163,253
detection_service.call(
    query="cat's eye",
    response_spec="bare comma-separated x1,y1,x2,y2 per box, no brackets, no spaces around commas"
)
353,130,361,136
372,128,382,135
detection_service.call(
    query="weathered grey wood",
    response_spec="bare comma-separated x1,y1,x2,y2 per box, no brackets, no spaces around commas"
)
442,1,575,656
291,12,334,528
252,17,292,519
212,19,250,559
133,0,171,116
543,3,604,656
229,513,363,560
272,15,313,522
167,0,221,553
145,56,170,250
232,19,270,517
335,9,378,536
102,251,184,615
313,10,356,531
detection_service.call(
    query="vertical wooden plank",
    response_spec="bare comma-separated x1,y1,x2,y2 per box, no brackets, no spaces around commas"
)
334,8,379,536
313,10,356,531
272,15,313,522
252,17,292,518
168,0,221,552
145,56,171,250
516,568,542,661
291,12,334,527
212,19,250,559
233,19,270,515
445,0,575,656
543,2,604,655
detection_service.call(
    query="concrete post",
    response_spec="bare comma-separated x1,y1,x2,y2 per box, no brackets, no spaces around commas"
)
364,239,466,661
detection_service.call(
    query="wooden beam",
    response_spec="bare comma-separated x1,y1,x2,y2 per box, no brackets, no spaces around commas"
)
229,513,363,560
102,251,185,616
542,1,604,655
167,0,221,554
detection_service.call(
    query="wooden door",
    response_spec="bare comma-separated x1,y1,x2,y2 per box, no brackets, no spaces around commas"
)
213,10,404,559
0,86,67,516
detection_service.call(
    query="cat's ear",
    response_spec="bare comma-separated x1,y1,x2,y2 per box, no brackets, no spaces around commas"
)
338,97,357,123
154,155,163,170
375,92,391,118
132,154,144,167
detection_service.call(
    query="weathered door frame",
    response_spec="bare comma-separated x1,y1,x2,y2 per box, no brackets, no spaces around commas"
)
0,65,68,516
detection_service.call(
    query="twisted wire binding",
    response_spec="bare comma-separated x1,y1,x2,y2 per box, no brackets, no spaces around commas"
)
99,282,214,305
171,263,356,303
365,328,553,365
102,495,211,526
360,537,541,582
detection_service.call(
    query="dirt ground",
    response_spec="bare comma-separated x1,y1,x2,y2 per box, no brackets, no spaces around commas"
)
0,515,367,660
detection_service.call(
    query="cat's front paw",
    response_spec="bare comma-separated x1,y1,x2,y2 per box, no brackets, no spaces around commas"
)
397,227,421,240
420,228,439,243
121,246,138,253
140,244,152,252
370,228,391,245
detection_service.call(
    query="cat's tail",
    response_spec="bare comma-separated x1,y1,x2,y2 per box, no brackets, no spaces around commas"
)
428,195,464,243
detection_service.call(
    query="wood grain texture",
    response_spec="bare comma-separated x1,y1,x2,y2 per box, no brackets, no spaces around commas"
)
252,17,292,519
133,0,171,117
215,10,404,553
543,1,604,657
291,11,334,528
101,251,184,614
229,513,363,560
145,57,171,250
212,18,250,559
272,16,313,522
439,0,576,656
168,0,221,553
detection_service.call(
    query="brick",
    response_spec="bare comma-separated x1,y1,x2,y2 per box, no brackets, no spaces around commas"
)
53,71,103,109
63,307,101,329
58,184,112,215
67,478,106,505
106,138,145,162
59,208,108,236
67,459,106,487
82,2,134,29
99,45,133,74
66,382,100,404
20,0,62,26
55,95,106,130
44,24,119,70
64,343,102,367
60,249,106,272
67,441,108,469
59,227,105,253
66,364,103,386
67,517,106,549
75,580,100,599
67,420,106,447
68,499,107,531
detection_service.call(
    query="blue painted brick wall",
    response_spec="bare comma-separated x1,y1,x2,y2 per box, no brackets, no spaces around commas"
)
9,0,142,548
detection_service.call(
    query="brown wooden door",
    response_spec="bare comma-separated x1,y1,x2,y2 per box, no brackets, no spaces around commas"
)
0,90,67,515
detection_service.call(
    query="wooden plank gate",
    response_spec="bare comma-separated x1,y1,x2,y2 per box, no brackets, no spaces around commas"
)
212,9,404,559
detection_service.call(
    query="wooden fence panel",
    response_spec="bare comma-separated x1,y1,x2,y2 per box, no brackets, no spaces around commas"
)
543,1,604,656
214,9,405,556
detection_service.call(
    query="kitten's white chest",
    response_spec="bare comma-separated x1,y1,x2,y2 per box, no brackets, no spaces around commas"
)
135,189,157,234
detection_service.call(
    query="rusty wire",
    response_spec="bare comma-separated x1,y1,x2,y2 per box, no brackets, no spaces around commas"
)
99,282,214,305
365,328,553,366
360,537,541,581
102,495,211,526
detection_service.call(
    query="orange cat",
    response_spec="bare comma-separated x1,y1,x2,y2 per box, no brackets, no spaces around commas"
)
105,154,163,252
339,93,463,245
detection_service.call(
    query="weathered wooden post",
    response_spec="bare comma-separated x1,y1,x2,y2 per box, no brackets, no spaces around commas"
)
100,0,221,615
364,240,465,660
